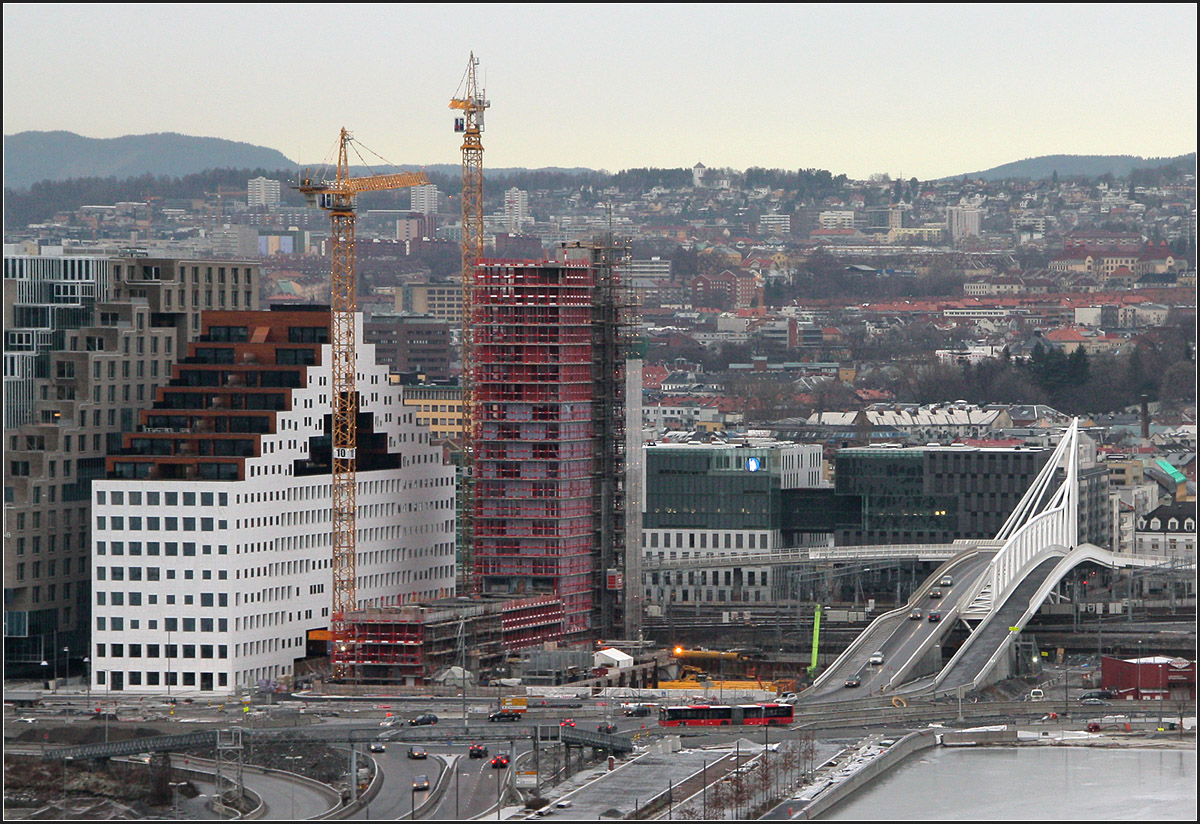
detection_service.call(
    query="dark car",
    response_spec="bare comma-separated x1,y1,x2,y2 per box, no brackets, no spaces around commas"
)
408,713,438,727
469,743,488,758
1080,690,1115,700
909,608,923,620
928,610,941,623
413,774,430,791
490,753,510,768
844,675,861,688
597,722,617,734
623,705,652,717
559,718,576,727
488,710,522,722
929,589,943,600
407,746,428,759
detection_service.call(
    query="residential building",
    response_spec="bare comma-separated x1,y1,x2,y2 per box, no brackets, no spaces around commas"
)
410,184,442,216
246,177,282,208
503,187,531,232
946,206,982,241
90,308,456,695
4,254,252,677
1135,503,1196,561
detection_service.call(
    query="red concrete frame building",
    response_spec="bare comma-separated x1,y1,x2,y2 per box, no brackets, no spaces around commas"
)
471,259,598,639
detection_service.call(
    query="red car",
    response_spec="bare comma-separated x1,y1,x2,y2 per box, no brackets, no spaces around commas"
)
560,718,575,727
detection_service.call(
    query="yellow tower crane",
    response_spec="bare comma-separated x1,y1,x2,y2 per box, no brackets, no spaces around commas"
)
297,129,428,680
450,53,489,596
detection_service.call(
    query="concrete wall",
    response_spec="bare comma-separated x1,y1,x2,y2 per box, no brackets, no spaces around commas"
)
796,729,937,819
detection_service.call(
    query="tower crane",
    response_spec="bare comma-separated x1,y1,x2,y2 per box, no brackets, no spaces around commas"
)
296,129,429,680
450,53,489,596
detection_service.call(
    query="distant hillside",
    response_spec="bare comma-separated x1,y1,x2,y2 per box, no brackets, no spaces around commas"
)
956,153,1196,182
3,131,297,189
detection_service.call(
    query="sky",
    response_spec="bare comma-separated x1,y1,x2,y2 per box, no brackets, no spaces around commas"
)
3,4,1196,180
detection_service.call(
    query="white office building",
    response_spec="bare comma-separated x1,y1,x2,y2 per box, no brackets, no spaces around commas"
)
90,309,457,695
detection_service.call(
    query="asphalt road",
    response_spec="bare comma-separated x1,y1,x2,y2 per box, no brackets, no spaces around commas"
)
810,552,996,700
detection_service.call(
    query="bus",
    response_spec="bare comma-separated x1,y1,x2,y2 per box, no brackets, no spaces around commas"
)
658,703,794,727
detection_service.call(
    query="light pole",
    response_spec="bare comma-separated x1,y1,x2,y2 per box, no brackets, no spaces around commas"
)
1137,641,1142,704
83,657,91,704
62,645,70,690
169,781,186,819
283,755,303,819
496,758,503,820
40,659,49,690
411,785,417,821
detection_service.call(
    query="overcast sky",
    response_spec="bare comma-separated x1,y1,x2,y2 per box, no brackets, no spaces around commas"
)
3,4,1196,179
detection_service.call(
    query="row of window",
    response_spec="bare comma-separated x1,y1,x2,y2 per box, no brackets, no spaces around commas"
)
644,531,771,550
96,516,227,532
98,490,229,507
98,671,228,689
96,562,228,580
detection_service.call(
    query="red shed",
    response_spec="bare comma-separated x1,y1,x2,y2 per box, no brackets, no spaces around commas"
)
1101,655,1195,701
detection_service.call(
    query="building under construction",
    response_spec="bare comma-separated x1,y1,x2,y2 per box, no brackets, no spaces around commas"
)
333,239,641,685
338,596,566,686
472,240,641,642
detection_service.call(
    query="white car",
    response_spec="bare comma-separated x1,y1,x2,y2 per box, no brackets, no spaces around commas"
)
868,651,885,666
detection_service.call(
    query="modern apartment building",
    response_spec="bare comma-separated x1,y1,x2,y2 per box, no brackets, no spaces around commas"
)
409,184,442,216
4,254,252,676
89,308,456,694
247,177,282,208
641,440,824,607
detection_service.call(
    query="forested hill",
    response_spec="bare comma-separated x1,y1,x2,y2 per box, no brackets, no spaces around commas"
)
957,153,1195,182
3,131,297,189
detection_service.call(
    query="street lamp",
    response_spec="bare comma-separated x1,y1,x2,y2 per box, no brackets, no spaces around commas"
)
83,658,91,703
40,659,49,690
169,781,187,819
283,756,303,819
62,646,70,688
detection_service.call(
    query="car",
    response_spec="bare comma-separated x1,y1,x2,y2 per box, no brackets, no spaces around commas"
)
490,753,510,768
469,743,489,759
868,651,885,666
368,743,386,753
909,608,923,620
379,719,396,727
929,589,943,599
488,710,522,722
413,774,430,791
1080,698,1111,706
407,746,428,759
623,705,652,717
939,575,954,587
408,713,438,726
559,718,576,727
555,800,574,809
1080,690,1115,700
597,722,617,734
844,675,861,688
928,610,941,623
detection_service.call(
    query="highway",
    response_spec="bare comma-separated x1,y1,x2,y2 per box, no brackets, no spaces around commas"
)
807,550,996,700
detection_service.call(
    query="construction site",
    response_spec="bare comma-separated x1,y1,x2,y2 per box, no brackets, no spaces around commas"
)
308,55,639,689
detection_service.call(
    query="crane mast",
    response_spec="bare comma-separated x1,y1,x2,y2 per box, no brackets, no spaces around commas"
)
297,129,429,680
451,53,489,596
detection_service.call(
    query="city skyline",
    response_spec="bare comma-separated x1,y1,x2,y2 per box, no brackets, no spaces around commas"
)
3,4,1196,181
